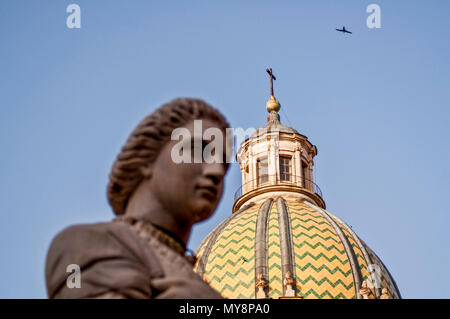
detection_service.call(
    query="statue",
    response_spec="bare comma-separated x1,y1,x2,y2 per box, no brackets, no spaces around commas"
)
45,98,231,298
255,273,268,299
359,279,372,299
283,271,296,297
380,288,391,299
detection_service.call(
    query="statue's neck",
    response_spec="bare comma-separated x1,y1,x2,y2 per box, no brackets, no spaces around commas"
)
123,180,192,245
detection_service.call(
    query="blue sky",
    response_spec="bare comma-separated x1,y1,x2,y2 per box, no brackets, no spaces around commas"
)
0,1,449,298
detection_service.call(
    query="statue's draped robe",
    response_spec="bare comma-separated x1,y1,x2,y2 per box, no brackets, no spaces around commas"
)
45,220,222,299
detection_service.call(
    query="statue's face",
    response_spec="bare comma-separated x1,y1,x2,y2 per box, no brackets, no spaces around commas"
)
147,118,228,224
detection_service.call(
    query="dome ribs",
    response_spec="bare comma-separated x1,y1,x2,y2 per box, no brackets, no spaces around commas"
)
206,208,258,297
375,255,401,298
365,246,402,299
194,199,400,299
276,197,297,297
326,212,382,299
254,198,273,298
303,201,363,299
196,202,255,279
341,228,378,298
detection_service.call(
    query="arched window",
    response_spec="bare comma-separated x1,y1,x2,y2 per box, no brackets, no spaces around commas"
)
279,156,291,181
257,156,268,184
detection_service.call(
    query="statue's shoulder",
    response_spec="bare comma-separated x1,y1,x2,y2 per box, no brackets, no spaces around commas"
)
52,221,108,236
46,220,164,273
50,222,117,248
47,220,141,258
45,221,163,298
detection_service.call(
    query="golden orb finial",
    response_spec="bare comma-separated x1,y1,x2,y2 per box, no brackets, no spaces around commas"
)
266,95,281,112
265,68,280,113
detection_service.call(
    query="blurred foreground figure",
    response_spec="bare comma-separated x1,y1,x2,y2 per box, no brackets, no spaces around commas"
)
46,98,230,298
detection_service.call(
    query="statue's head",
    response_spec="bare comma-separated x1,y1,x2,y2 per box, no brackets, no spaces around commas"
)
107,97,230,224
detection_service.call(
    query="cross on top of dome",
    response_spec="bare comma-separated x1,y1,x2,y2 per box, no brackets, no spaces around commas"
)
266,68,276,97
265,68,281,113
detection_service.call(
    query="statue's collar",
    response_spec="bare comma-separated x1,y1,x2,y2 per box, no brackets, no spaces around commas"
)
114,216,197,265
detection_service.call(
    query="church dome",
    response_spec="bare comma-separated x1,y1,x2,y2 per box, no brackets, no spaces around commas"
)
194,197,401,299
195,69,401,299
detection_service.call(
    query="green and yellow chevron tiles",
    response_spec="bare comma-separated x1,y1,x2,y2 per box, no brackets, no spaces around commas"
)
195,197,401,299
194,233,210,273
267,203,283,298
364,244,400,299
340,227,376,298
286,201,354,299
201,203,261,298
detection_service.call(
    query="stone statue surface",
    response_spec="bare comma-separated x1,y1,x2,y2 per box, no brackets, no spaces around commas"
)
255,273,268,299
359,279,372,299
283,271,296,297
45,98,230,298
380,288,391,299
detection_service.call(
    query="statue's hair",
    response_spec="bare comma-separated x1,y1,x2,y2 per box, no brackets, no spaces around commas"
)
107,98,230,215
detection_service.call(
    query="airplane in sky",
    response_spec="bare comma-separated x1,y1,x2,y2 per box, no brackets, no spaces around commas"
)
336,26,352,34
